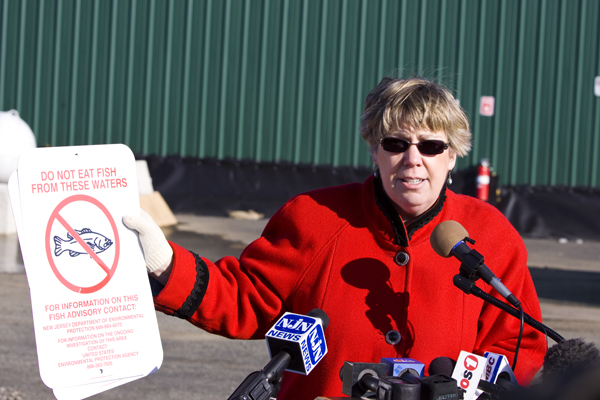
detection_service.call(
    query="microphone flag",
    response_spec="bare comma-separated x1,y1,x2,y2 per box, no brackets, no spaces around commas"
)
380,357,425,377
451,351,487,400
265,312,327,375
482,352,517,384
473,352,518,398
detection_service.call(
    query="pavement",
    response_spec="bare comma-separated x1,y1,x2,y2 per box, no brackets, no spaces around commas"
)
1,213,600,399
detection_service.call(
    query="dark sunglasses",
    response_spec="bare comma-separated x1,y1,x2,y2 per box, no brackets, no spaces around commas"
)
380,137,449,155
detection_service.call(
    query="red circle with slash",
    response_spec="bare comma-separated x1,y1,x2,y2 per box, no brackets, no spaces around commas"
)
45,194,120,293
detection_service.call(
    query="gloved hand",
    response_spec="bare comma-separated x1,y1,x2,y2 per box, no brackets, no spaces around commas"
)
123,209,173,275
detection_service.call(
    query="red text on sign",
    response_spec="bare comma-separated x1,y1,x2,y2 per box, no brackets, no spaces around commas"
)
32,182,58,193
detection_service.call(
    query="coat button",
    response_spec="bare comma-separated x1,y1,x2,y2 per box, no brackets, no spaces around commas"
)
395,251,409,266
385,330,402,345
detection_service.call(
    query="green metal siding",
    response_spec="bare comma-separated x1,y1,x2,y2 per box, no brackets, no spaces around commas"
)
1,0,599,186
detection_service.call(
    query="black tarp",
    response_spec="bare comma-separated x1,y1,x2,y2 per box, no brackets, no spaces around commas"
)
142,155,600,241
498,186,600,240
144,156,374,217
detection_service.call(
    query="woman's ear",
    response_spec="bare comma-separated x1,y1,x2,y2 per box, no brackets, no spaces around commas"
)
447,150,457,170
372,149,379,167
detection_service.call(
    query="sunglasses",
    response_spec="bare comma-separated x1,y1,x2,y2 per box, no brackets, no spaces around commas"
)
380,137,449,155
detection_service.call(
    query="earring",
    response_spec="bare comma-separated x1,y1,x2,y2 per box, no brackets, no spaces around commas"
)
447,170,453,185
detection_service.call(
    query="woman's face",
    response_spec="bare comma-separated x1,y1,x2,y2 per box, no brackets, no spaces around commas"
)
372,125,456,222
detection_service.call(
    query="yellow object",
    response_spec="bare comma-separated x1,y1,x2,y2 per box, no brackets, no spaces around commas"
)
139,191,178,227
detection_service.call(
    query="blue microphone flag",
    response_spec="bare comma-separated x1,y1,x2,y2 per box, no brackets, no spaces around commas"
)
265,312,327,375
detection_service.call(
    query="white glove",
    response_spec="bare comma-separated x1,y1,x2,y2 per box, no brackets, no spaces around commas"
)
123,209,173,274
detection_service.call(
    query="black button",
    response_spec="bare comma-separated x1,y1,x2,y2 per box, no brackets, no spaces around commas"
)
395,251,409,266
385,330,402,345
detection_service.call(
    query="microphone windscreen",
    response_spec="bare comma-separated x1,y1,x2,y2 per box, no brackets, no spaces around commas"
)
543,338,600,380
430,220,469,257
428,357,456,376
307,308,329,330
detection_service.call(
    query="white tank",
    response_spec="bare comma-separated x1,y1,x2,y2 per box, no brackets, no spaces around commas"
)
0,110,36,182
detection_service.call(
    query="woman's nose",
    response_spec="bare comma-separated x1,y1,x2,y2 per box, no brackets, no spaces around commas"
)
403,143,422,166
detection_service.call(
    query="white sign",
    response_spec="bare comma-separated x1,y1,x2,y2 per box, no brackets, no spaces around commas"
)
595,76,600,97
9,173,150,400
8,144,162,398
480,96,495,116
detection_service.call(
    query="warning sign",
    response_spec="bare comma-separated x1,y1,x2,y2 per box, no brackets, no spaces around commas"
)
45,195,120,293
9,144,162,398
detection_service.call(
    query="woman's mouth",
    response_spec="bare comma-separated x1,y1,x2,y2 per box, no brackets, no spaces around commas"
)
401,178,424,185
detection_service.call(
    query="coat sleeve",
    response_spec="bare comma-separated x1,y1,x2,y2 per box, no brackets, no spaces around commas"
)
470,207,546,385
152,194,337,340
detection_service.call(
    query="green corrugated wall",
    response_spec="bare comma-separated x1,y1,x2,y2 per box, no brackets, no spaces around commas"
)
1,0,599,186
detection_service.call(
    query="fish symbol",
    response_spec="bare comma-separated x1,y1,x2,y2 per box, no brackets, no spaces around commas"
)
54,228,113,257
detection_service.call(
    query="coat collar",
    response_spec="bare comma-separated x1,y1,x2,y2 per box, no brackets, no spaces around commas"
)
369,170,447,247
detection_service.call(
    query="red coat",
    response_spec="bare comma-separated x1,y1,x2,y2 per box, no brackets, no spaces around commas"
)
154,175,545,399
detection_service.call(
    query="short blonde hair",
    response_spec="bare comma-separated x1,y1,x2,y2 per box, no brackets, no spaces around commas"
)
360,76,472,157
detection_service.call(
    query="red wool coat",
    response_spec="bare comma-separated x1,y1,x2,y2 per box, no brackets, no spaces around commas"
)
154,175,546,399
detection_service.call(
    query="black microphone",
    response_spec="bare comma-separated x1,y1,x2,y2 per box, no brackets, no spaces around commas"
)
430,220,521,308
228,309,329,400
543,338,600,381
341,360,459,400
428,356,456,376
340,362,389,398
508,339,600,400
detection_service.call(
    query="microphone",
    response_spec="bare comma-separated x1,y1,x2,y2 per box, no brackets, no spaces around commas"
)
381,357,425,378
430,220,521,308
543,338,600,381
340,361,458,400
482,352,518,386
265,308,329,375
379,358,424,399
428,356,457,376
476,352,522,399
450,351,487,400
340,362,388,398
228,309,329,400
498,339,600,400
432,354,522,400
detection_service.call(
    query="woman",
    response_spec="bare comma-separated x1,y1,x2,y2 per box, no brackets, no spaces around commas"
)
124,76,545,399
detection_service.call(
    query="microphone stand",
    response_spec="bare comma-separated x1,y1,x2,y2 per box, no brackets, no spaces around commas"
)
453,274,564,344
